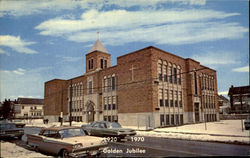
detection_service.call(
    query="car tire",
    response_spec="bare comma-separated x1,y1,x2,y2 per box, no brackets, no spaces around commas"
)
60,149,69,158
87,131,91,135
34,146,39,152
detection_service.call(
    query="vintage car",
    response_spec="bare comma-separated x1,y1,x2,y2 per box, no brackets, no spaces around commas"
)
27,126,108,157
81,121,136,141
0,120,24,139
244,116,250,130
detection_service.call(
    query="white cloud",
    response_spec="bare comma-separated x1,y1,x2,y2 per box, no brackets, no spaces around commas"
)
2,68,26,75
66,21,247,46
0,0,206,17
218,91,228,95
192,51,239,66
13,68,26,75
232,66,249,72
35,9,240,37
35,9,247,46
0,67,50,101
0,35,38,54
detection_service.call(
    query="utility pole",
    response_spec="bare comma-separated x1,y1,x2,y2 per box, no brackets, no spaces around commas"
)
69,79,72,126
60,85,64,126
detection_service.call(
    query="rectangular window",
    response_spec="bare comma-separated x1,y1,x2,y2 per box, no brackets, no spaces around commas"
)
173,68,177,84
104,116,107,121
165,99,169,107
194,71,198,95
178,71,181,85
175,114,179,125
159,74,163,81
108,78,111,92
175,91,178,107
108,97,111,110
164,74,168,82
88,81,92,94
91,59,94,69
160,114,165,126
179,101,182,107
171,114,174,125
112,104,116,110
169,68,172,83
112,96,116,110
112,76,116,90
179,91,182,107
170,90,173,107
104,78,108,92
108,116,111,122
175,100,178,107
159,99,163,107
165,115,169,125
89,59,94,70
104,60,107,68
88,59,91,70
100,59,103,69
158,62,162,81
163,65,167,82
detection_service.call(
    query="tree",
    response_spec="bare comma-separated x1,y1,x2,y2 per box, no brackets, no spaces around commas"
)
0,99,14,119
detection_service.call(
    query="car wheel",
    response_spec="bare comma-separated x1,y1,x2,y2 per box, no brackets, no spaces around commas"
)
87,131,91,135
60,149,69,158
34,146,39,152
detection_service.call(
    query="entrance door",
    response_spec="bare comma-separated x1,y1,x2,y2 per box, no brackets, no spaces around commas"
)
194,103,200,122
88,111,94,122
86,101,95,123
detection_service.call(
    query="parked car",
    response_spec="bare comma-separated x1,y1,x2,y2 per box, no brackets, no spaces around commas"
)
81,121,136,141
0,120,24,139
244,116,250,130
27,126,108,157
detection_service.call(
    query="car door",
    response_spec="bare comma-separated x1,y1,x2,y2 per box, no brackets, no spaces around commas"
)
91,122,104,136
39,130,59,154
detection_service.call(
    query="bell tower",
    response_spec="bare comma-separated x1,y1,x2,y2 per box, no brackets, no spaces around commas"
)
85,39,111,73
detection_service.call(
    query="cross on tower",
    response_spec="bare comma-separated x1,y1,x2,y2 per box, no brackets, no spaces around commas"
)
129,65,137,81
97,31,100,40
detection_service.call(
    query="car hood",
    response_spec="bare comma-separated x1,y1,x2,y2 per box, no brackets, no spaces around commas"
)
59,136,106,146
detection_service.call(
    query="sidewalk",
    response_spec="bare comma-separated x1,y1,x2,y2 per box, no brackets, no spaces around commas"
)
21,119,250,145
133,120,250,145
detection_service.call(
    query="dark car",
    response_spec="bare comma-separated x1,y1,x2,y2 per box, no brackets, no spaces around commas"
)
244,116,250,130
27,126,108,157
0,120,25,139
82,121,136,141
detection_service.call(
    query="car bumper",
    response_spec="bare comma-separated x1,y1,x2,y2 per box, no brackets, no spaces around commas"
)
69,144,108,157
118,132,136,137
0,131,24,139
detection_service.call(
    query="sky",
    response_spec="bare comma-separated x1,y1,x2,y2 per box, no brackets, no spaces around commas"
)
0,0,249,101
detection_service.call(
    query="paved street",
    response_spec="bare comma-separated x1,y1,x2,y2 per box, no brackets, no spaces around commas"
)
102,137,250,157
4,127,249,157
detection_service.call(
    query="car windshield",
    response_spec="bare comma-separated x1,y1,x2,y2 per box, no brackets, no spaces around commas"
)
59,128,86,138
109,122,122,128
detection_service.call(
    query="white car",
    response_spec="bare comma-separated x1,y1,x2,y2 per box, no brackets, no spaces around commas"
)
27,126,108,157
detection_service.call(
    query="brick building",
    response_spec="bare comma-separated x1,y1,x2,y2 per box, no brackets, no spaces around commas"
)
228,85,250,113
44,40,219,128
